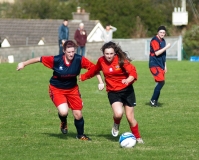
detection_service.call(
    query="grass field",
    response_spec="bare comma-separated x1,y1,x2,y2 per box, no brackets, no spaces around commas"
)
0,61,199,160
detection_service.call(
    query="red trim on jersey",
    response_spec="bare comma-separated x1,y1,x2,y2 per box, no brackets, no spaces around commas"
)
151,36,162,52
81,55,137,92
41,56,54,69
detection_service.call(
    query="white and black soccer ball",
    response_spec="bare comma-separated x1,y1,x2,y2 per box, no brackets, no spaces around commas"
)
119,132,136,148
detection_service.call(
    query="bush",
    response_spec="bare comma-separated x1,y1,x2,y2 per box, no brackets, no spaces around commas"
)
183,25,199,58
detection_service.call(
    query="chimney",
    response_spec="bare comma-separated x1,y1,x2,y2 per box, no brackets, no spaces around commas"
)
72,7,90,21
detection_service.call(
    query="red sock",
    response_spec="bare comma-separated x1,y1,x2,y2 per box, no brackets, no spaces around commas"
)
130,123,141,138
113,117,121,124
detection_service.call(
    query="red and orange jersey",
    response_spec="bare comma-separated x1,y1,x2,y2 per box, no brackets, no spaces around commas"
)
81,55,137,92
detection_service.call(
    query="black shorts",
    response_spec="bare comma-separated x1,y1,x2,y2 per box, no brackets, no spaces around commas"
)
107,85,136,107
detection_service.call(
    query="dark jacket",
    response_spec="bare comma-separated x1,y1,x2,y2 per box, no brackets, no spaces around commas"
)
74,29,87,46
58,24,69,40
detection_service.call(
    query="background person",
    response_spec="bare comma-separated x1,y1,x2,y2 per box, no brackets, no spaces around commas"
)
17,40,104,141
58,19,69,55
79,42,144,144
149,25,171,107
101,24,117,43
74,23,87,56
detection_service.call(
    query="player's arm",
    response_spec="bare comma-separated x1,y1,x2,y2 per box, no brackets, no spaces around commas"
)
121,62,137,85
153,41,171,56
80,57,104,90
17,57,41,71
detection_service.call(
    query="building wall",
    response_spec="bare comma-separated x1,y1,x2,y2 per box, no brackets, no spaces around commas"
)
0,37,181,63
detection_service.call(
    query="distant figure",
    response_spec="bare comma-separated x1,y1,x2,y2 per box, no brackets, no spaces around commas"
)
101,24,117,43
58,19,69,55
74,23,87,56
149,25,171,107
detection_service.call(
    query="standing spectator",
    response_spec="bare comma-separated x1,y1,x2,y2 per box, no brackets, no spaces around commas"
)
58,19,69,55
101,24,117,43
74,23,87,56
79,42,144,144
16,40,104,141
149,25,171,107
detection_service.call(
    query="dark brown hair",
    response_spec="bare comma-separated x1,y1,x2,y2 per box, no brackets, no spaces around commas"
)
63,40,77,51
101,41,132,68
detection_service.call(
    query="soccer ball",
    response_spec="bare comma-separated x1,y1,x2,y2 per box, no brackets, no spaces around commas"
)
119,132,136,148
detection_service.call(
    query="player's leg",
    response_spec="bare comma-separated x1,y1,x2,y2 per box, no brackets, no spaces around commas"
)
67,86,91,140
49,85,69,134
57,103,69,134
111,102,123,137
108,91,123,137
150,67,165,106
124,105,143,143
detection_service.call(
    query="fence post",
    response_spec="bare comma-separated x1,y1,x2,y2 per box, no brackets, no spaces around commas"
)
177,35,182,61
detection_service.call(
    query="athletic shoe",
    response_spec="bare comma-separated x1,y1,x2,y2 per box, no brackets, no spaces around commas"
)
60,122,68,134
111,123,120,137
136,138,144,144
150,100,158,107
76,134,91,141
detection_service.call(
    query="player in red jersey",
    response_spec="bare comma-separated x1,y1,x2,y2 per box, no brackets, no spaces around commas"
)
17,40,104,141
79,41,144,143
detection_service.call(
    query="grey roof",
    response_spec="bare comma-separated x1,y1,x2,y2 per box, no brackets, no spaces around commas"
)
0,19,99,46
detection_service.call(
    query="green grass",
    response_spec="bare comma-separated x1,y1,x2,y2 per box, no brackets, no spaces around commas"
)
0,61,199,160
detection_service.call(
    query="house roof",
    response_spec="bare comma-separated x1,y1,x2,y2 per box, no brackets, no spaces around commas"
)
0,18,100,46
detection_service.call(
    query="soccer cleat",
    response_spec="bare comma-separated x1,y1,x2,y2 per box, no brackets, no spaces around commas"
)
150,100,158,107
136,138,144,144
76,134,91,141
111,123,120,137
60,122,68,134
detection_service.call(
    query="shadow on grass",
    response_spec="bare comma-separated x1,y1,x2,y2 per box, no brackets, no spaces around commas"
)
145,102,164,107
96,133,118,142
42,132,77,139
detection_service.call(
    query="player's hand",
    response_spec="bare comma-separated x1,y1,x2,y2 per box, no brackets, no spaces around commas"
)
79,75,82,81
98,83,104,91
122,79,130,85
166,43,171,49
16,62,25,71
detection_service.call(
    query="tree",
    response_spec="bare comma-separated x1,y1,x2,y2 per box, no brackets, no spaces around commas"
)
4,0,76,19
183,25,199,57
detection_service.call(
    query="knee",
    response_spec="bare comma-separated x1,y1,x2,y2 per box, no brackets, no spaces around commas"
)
114,111,123,119
59,111,68,117
73,111,82,120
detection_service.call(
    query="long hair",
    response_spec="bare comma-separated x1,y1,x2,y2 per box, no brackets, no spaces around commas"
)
101,41,132,68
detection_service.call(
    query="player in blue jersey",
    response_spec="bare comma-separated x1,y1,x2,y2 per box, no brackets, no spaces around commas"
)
149,26,171,107
17,40,104,140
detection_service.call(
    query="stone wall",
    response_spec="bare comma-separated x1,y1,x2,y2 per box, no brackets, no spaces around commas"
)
0,36,182,63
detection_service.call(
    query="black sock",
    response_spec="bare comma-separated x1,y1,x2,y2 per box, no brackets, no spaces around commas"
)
74,117,84,136
58,113,67,123
151,81,165,101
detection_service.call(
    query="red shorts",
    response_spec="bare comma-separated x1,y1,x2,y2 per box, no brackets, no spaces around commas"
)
150,67,165,82
49,84,83,110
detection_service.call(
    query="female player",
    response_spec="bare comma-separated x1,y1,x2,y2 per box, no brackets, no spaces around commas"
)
79,42,144,143
17,40,104,141
149,25,171,107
